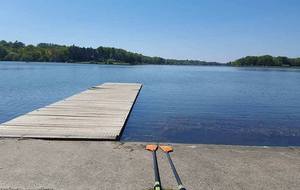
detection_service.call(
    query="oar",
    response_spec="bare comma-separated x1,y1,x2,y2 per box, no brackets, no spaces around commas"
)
146,144,162,190
160,145,186,190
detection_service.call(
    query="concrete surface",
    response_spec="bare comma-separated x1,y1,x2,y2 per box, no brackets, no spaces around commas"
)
0,139,299,190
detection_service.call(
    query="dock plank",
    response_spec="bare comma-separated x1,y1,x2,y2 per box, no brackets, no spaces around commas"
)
0,83,142,140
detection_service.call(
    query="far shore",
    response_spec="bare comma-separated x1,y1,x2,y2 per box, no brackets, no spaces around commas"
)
2,60,300,69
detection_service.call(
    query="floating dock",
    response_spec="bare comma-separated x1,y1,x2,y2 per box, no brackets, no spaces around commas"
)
0,83,142,140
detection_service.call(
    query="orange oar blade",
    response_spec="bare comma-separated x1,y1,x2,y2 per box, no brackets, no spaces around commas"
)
146,144,158,151
160,145,173,153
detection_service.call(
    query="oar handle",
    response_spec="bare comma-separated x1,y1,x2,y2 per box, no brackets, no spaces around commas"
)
154,181,161,190
178,185,186,190
166,153,186,190
152,151,161,190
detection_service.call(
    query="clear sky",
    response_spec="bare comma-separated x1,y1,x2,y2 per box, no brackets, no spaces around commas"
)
0,0,299,62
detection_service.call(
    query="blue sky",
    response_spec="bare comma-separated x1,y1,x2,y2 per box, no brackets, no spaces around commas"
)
0,0,299,62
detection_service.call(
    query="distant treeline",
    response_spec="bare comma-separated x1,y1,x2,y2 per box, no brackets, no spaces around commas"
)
0,40,219,65
229,55,300,67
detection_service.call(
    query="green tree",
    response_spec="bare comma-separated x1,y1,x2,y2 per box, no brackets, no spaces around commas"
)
0,46,8,59
4,52,20,61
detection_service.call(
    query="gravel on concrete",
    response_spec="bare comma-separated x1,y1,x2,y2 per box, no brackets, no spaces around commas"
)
0,138,299,190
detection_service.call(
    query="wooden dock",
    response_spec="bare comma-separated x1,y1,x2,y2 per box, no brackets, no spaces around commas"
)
0,83,142,140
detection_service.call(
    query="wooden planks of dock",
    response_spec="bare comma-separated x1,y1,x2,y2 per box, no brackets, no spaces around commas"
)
0,83,142,140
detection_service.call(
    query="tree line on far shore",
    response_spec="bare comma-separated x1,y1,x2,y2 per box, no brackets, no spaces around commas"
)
1,40,299,67
0,40,219,65
229,55,300,67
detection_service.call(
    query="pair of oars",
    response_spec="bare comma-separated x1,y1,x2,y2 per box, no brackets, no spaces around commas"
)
146,145,186,190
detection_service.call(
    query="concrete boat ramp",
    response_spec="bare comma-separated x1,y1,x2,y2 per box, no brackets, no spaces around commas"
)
0,83,142,140
0,141,299,190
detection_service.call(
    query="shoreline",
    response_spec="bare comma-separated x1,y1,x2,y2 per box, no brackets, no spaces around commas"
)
0,60,225,66
1,60,300,69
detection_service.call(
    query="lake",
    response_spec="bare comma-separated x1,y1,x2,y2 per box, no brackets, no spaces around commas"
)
0,61,300,146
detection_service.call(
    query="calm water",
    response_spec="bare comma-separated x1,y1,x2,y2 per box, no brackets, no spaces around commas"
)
1,61,300,146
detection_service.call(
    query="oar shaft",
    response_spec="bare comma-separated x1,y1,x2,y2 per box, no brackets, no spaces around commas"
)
152,151,161,190
166,153,186,190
